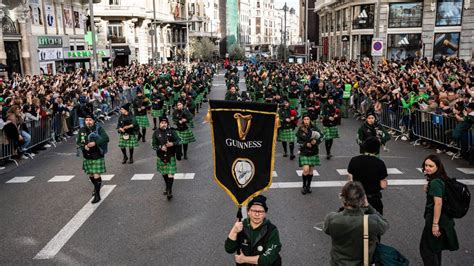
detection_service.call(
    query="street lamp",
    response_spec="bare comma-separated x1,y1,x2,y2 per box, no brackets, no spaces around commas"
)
185,0,190,67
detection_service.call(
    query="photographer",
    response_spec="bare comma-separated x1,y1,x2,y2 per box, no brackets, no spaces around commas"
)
152,116,180,200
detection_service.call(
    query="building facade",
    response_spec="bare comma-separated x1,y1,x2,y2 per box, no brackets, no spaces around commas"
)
0,0,89,77
239,0,251,49
314,0,474,61
248,0,276,56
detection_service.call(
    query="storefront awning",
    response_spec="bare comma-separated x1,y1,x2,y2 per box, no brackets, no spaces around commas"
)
113,46,131,56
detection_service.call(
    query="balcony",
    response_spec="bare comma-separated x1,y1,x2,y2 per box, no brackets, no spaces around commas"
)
108,36,126,43
314,0,338,13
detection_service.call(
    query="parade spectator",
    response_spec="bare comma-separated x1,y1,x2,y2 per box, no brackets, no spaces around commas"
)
347,137,388,214
323,181,389,266
420,155,459,265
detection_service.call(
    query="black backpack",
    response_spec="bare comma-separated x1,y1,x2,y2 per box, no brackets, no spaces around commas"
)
443,178,471,218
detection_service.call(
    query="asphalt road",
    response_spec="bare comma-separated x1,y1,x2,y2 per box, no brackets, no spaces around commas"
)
1,72,473,265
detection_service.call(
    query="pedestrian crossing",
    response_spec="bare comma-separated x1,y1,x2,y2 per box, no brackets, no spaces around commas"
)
5,172,197,184
6,167,474,184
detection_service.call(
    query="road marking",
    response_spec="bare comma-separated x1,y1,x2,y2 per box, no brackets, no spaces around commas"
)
417,168,423,173
337,168,403,176
296,170,320,176
270,179,474,189
131,174,154,180
48,175,75,182
34,185,116,260
6,176,35,183
174,173,195,180
273,171,278,177
101,175,115,181
456,168,474,174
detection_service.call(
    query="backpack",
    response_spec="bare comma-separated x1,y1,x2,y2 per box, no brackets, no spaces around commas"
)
443,178,471,218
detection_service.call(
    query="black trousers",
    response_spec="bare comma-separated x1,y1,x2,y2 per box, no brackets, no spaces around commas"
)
420,227,442,266
367,193,383,215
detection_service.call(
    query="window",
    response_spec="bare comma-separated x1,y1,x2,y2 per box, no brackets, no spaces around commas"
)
389,3,423,28
336,11,341,31
109,0,119,5
436,0,463,26
387,34,422,59
433,32,460,58
352,4,375,30
108,22,124,43
343,8,349,30
256,17,261,34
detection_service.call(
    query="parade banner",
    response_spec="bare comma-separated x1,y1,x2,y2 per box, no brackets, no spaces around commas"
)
208,100,279,207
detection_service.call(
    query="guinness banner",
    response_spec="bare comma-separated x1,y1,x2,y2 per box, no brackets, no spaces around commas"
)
208,100,279,207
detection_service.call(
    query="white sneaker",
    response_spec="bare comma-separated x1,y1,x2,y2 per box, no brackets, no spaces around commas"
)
44,144,52,148
29,153,36,157
0,166,5,170
436,149,444,154
453,154,462,159
21,155,30,160
401,136,408,141
446,151,454,156
73,131,78,135
383,146,389,152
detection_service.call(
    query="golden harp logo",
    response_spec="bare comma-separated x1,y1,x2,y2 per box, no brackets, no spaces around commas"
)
232,158,255,188
234,113,253,140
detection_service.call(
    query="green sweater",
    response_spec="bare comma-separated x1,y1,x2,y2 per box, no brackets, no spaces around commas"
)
225,218,282,265
323,205,389,266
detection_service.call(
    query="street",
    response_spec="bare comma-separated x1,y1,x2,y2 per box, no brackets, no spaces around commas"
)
1,72,473,265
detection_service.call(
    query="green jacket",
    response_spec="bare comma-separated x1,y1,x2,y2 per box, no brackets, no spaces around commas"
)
323,205,389,266
225,218,282,265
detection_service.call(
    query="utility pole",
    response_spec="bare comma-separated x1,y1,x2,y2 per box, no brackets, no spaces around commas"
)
374,0,381,73
152,0,157,66
305,0,309,62
283,3,287,61
89,0,99,79
185,0,190,66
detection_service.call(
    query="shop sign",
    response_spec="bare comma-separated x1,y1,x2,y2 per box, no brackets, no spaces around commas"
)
38,48,63,61
38,36,63,48
64,50,110,59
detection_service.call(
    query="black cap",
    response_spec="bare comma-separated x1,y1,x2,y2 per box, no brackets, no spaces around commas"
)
466,102,474,110
159,116,169,123
248,195,268,212
121,103,131,111
84,114,95,120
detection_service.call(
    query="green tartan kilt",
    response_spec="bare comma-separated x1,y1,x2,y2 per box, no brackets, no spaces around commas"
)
196,94,203,104
83,158,106,175
204,87,209,94
118,134,139,148
177,129,196,144
299,155,321,167
277,128,296,142
151,109,164,118
323,126,339,140
289,98,299,109
136,115,150,127
188,120,194,129
256,98,264,103
157,157,177,175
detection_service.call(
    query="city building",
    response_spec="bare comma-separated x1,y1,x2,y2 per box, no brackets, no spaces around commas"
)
275,6,299,46
314,0,474,61
239,0,251,50
248,0,276,56
0,0,89,77
300,0,319,61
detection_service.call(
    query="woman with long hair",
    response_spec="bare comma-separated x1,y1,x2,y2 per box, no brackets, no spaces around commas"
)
420,155,459,265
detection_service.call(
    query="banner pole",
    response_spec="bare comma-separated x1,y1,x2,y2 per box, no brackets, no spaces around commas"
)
236,207,243,258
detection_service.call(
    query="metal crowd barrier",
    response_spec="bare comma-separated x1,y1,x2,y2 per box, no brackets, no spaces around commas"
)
0,92,125,166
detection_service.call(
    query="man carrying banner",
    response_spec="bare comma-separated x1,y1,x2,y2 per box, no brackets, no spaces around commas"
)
152,116,181,200
296,114,324,195
225,195,282,265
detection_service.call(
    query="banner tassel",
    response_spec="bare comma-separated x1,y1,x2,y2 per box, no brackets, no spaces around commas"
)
205,109,212,124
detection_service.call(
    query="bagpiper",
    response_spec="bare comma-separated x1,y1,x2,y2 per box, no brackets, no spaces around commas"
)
76,115,110,203
321,96,340,160
132,89,151,142
150,87,166,130
278,99,298,160
296,114,324,195
152,116,181,200
172,101,196,160
117,103,139,164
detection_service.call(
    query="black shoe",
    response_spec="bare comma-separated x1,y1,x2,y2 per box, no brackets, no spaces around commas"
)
167,191,173,200
122,156,128,164
326,154,331,160
128,157,134,164
290,155,295,160
306,186,312,194
163,191,168,195
183,154,188,160
142,138,146,142
283,153,288,157
301,187,307,195
91,192,101,204
152,127,157,130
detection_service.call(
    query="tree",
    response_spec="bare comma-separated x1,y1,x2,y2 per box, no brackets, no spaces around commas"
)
189,37,215,61
228,44,245,60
